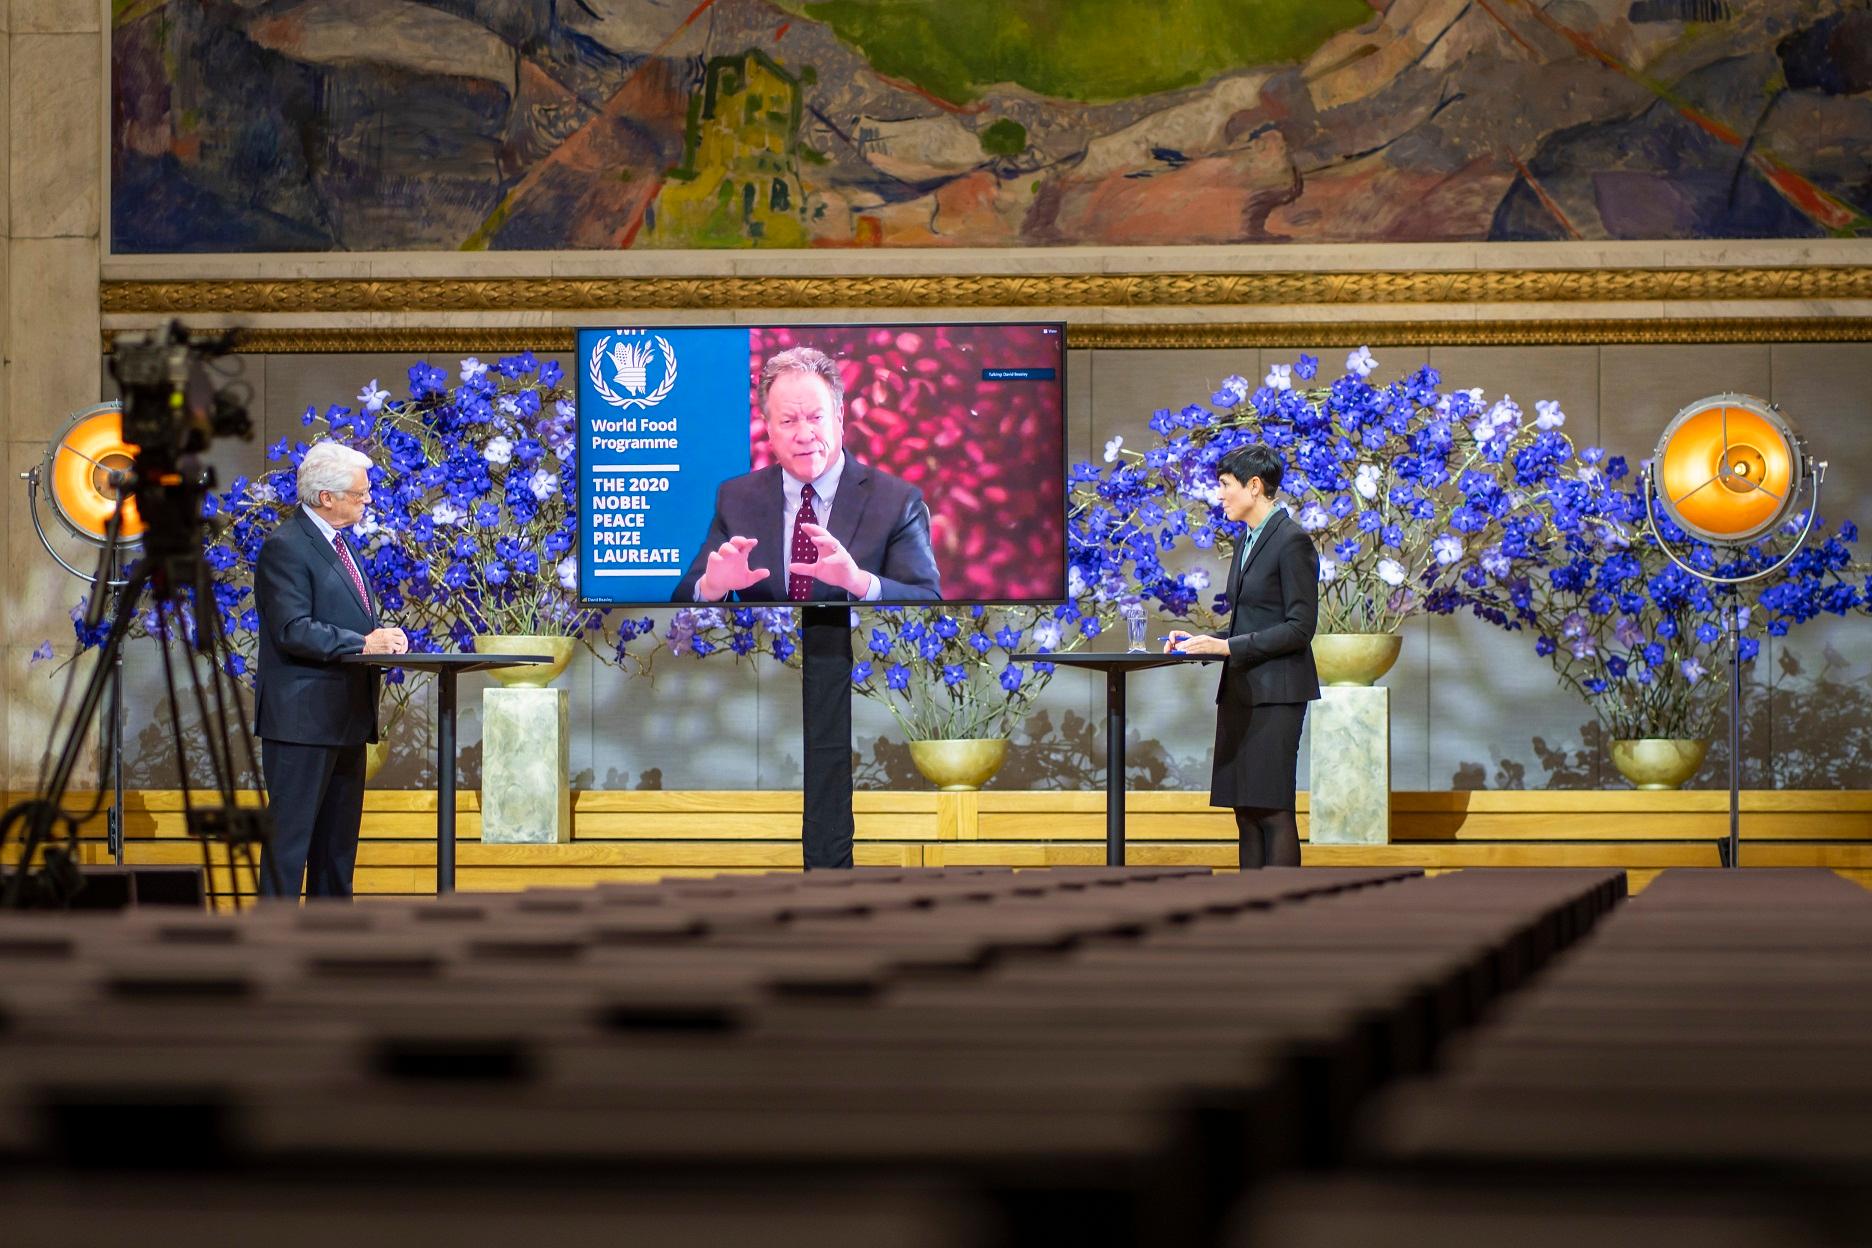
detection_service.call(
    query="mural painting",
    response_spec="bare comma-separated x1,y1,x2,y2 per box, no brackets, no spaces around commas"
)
110,0,1870,251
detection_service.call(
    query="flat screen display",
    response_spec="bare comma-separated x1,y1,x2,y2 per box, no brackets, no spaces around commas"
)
575,322,1066,607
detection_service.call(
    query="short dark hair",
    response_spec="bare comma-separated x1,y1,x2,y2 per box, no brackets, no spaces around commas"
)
1217,444,1284,496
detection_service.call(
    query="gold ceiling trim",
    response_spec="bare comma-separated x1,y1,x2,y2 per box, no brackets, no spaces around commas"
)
100,266,1872,315
101,319,1872,355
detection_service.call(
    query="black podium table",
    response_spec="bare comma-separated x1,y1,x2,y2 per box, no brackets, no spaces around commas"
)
1011,651,1219,867
344,653,550,894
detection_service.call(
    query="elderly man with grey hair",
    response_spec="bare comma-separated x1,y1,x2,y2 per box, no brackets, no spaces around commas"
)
253,439,406,900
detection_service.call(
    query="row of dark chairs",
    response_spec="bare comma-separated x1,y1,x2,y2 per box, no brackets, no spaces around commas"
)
1242,868,1872,1246
0,863,1680,1246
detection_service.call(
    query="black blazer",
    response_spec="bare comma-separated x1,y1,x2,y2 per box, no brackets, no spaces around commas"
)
673,458,942,602
253,507,380,747
1212,508,1322,708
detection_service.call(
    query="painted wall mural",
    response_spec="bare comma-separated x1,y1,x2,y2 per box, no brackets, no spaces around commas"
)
110,0,1871,252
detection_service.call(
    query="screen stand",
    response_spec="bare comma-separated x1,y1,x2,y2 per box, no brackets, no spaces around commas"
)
800,604,855,869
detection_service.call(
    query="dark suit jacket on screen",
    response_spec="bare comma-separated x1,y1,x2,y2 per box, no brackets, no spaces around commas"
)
253,507,380,747
673,459,942,603
1209,508,1321,803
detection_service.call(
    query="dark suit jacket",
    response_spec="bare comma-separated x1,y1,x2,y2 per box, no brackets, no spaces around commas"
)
253,507,380,747
1213,506,1322,709
673,459,942,603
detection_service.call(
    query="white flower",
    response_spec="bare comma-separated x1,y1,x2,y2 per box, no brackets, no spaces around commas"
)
352,512,381,538
431,501,466,527
1102,435,1124,463
483,435,514,465
1067,565,1088,597
460,357,489,382
1318,556,1339,584
1474,396,1522,441
1346,345,1377,378
1218,374,1251,402
1535,399,1566,430
555,398,576,419
356,379,390,413
497,394,522,416
557,557,578,592
1432,534,1464,566
1182,568,1212,592
1354,462,1383,501
1297,501,1331,531
1033,618,1064,649
1194,480,1223,507
1377,558,1407,587
528,468,558,501
1480,543,1510,577
1264,363,1292,391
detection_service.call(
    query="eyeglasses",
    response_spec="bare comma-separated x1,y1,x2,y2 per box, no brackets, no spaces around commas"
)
327,488,372,501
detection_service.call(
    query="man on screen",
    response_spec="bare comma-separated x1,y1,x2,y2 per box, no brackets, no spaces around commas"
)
674,346,942,603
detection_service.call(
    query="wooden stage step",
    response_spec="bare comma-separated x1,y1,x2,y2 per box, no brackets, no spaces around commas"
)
10,790,1872,898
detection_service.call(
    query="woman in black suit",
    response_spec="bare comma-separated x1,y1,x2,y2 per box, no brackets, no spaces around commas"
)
1165,444,1320,869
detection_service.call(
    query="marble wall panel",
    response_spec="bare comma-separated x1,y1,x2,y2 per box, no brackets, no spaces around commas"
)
9,32,97,239
4,236,99,441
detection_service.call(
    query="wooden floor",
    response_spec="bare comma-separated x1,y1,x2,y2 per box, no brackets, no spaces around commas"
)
13,788,1872,898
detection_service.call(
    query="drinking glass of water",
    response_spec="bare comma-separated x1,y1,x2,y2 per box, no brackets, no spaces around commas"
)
1119,597,1148,652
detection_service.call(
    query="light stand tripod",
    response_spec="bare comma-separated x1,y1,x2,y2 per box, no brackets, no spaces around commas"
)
22,440,135,865
1,325,270,909
1641,393,1826,870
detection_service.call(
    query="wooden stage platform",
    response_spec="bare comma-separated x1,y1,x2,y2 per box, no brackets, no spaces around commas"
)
20,789,1872,897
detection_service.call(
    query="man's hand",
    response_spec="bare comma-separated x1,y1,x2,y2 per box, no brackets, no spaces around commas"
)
362,627,408,656
694,537,771,601
1164,629,1228,656
788,523,873,598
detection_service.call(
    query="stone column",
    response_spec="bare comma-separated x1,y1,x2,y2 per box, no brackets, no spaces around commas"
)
4,4,104,790
1307,686,1391,845
481,687,572,844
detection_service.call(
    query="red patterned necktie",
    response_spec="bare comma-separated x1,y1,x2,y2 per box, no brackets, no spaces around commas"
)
334,534,369,608
788,483,818,602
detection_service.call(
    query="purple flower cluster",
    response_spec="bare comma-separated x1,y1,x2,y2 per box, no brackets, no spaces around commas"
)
70,354,650,694
1508,473,1861,738
1070,349,1609,635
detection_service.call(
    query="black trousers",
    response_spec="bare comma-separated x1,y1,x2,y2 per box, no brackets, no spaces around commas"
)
259,738,367,899
1233,806,1300,871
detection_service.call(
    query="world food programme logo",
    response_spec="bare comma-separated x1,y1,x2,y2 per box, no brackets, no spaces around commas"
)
587,331,677,410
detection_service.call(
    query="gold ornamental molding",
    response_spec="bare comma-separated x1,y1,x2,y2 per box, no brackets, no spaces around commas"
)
102,319,1872,355
100,266,1872,316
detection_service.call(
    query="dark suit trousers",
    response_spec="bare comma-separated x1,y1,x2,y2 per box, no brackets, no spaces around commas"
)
259,738,366,899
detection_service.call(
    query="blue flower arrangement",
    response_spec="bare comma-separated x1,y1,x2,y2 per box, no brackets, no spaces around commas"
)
1505,467,1862,739
243,352,655,667
61,354,656,727
1070,348,1607,635
662,602,1079,741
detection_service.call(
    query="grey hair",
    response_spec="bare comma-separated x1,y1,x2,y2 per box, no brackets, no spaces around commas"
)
297,440,374,505
758,346,845,420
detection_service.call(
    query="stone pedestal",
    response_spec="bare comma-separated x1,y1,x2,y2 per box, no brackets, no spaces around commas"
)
1308,685,1390,845
481,687,571,845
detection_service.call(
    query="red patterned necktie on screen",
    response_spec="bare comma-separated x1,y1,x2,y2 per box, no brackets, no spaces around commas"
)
788,483,819,602
334,535,369,609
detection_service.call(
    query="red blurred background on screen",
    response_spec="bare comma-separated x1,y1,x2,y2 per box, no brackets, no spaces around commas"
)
747,324,1066,602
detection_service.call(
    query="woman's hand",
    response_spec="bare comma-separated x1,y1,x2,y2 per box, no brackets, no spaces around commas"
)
1163,629,1228,656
